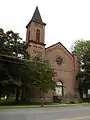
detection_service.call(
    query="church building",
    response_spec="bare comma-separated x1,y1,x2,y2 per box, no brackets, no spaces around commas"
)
26,7,80,102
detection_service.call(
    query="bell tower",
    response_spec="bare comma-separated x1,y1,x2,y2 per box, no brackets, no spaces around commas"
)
26,6,46,58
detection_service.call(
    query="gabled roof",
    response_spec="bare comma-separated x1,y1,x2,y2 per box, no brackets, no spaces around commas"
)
45,42,73,57
26,6,46,28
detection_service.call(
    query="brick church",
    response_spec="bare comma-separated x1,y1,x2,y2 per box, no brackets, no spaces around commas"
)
26,7,80,102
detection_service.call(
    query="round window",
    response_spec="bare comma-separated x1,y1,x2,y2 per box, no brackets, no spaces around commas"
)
56,56,63,65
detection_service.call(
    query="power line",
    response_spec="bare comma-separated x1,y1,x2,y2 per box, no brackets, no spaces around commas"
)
0,54,78,72
0,57,77,72
0,54,50,65
0,57,48,65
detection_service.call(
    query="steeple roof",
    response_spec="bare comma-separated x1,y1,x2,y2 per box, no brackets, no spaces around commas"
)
26,6,46,28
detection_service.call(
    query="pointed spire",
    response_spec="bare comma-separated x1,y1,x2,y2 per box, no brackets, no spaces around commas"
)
26,6,46,28
31,6,42,22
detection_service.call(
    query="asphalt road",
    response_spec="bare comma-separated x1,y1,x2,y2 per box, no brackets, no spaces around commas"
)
0,106,90,120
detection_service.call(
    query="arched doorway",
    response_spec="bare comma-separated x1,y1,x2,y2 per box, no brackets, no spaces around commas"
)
55,81,63,96
53,81,64,102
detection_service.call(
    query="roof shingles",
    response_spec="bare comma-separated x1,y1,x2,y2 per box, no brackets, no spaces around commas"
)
26,6,46,28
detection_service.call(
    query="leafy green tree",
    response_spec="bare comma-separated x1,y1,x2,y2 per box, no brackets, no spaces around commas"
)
0,28,28,58
6,30,27,58
71,39,90,62
30,58,56,99
0,29,10,55
77,49,90,99
0,28,28,101
0,28,55,104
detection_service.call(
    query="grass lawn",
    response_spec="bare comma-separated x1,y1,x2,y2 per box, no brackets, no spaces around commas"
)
0,99,90,110
0,102,90,110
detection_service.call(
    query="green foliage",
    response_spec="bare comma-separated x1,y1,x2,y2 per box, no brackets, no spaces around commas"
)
31,59,55,92
0,28,28,58
0,28,55,103
77,48,90,98
71,39,90,62
0,29,10,55
72,39,90,99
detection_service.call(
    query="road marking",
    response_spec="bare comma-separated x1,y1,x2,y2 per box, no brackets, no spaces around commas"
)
56,116,90,120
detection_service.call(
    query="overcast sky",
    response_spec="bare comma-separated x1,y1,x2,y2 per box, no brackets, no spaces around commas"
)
0,0,90,50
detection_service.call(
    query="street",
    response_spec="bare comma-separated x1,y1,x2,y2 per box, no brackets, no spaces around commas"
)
0,106,90,120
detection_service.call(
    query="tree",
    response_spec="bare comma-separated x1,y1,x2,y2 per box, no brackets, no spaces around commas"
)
0,28,11,55
77,49,90,99
30,57,56,99
15,58,55,103
6,30,28,58
71,39,90,62
0,28,28,58
0,28,28,102
71,39,90,100
18,57,56,102
0,28,55,104
0,54,55,103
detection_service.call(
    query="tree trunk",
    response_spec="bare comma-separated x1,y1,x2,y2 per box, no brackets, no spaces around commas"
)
21,87,25,103
40,90,44,107
16,88,20,104
21,87,27,103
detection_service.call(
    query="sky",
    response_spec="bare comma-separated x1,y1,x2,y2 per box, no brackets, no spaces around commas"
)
0,0,90,51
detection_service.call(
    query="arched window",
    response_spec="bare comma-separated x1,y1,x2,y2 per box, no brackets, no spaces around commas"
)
55,81,63,96
36,29,40,42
